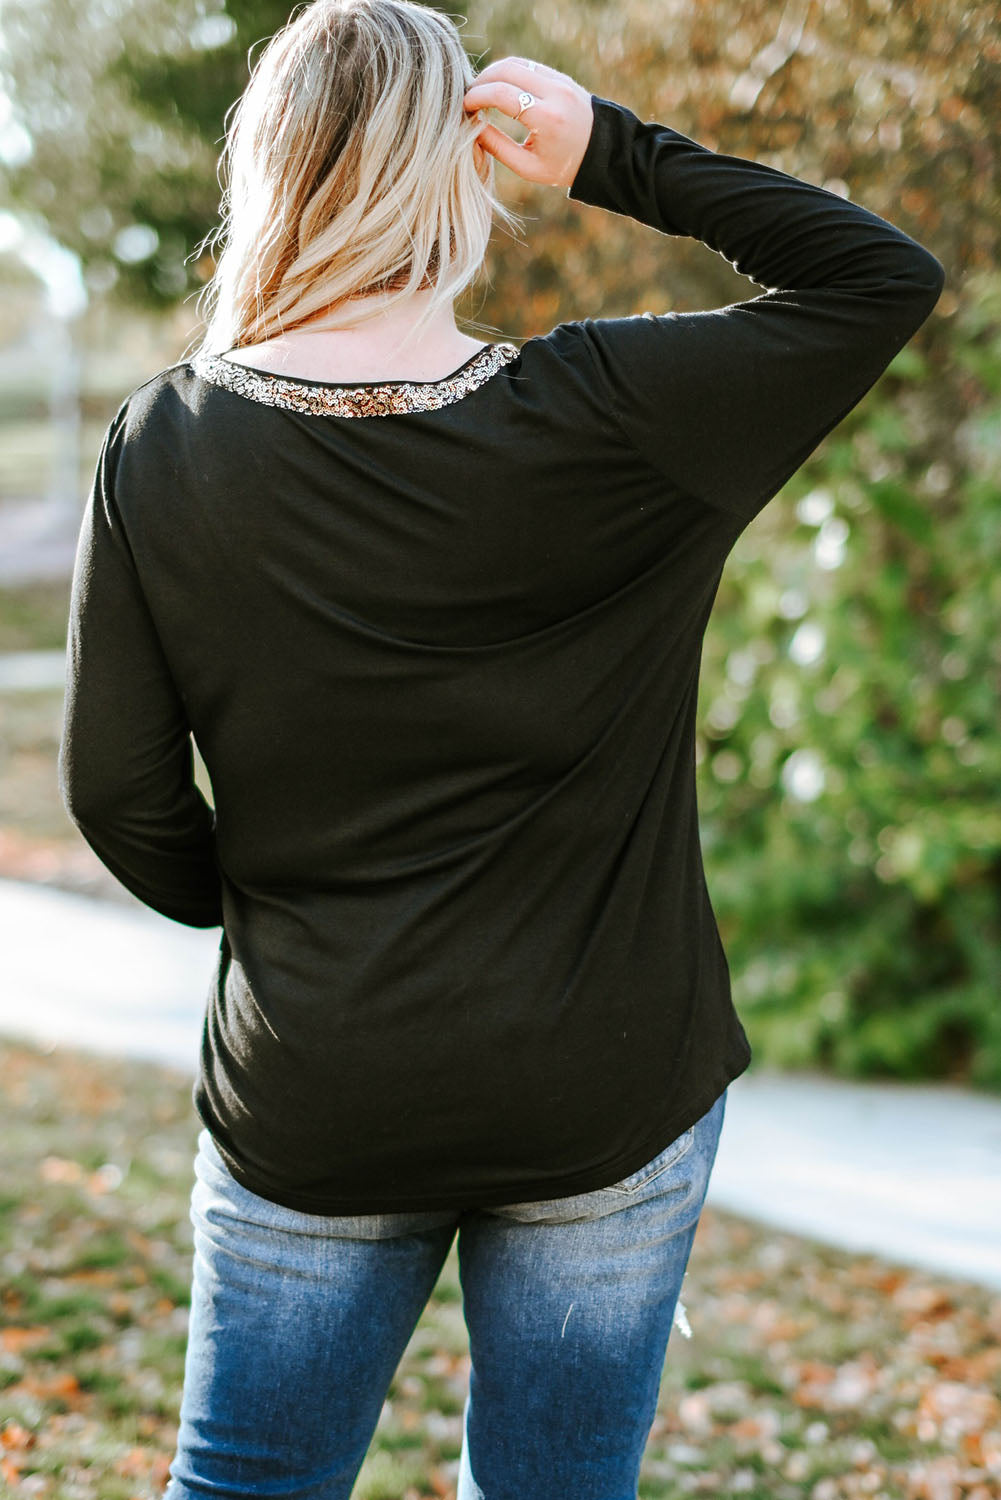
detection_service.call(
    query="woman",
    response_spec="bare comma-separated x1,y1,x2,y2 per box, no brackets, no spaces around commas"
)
58,0,944,1495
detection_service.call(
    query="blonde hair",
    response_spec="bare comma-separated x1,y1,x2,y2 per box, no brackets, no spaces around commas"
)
189,0,522,355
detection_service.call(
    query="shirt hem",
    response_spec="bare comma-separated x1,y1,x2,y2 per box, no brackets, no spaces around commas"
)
196,1031,752,1218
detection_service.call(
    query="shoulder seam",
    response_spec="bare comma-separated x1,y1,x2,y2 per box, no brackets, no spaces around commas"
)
116,359,193,412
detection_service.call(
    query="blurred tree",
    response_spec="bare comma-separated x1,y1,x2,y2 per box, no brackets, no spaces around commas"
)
4,0,221,309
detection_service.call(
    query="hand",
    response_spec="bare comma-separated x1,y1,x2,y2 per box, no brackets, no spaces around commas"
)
463,57,594,190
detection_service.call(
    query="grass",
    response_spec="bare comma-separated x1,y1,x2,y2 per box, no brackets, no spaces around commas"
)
2,1037,1000,1499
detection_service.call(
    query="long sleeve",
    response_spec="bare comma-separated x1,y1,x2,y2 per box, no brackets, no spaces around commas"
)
566,95,945,523
58,402,223,927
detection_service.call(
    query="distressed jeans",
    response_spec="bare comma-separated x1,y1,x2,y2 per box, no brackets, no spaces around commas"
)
165,1088,727,1500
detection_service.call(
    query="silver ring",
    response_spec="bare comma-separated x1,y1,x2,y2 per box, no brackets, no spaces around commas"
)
514,90,538,122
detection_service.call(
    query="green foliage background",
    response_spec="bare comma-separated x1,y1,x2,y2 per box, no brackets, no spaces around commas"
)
2,0,998,1084
697,277,1001,1086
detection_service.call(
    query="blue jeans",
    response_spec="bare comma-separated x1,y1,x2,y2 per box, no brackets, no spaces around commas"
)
165,1089,727,1499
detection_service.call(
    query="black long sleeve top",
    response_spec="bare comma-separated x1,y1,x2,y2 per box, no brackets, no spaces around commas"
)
59,95,944,1213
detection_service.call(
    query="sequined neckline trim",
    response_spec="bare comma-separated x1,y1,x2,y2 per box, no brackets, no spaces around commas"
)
189,341,521,418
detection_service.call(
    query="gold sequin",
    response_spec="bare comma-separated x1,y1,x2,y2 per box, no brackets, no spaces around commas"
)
190,342,521,418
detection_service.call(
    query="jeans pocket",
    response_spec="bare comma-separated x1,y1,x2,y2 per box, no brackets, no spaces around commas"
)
485,1123,698,1225
606,1125,696,1195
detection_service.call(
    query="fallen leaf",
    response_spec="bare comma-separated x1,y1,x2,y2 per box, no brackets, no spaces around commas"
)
40,1155,83,1183
10,1371,81,1401
918,1381,1001,1438
1,1326,51,1353
0,1424,35,1450
115,1446,149,1477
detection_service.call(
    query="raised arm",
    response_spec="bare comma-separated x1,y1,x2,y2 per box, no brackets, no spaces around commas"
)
565,94,944,520
467,62,945,524
58,403,223,928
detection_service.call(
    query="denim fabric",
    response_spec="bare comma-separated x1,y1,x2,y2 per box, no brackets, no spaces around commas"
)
165,1089,726,1499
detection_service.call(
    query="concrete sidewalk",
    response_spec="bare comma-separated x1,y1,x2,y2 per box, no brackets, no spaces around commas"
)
2,876,999,1291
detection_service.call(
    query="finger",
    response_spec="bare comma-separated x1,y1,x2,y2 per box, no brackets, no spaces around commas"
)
463,79,543,126
464,57,552,104
471,120,539,177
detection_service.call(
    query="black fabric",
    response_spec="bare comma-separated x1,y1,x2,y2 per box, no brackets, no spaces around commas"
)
60,94,944,1213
